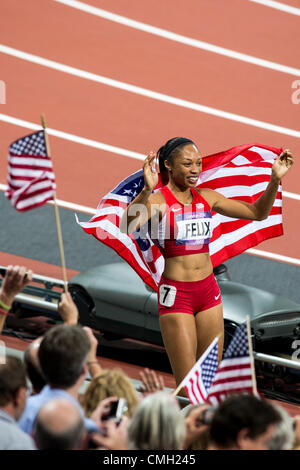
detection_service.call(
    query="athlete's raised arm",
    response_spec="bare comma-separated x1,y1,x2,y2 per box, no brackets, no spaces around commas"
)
120,152,163,234
201,149,294,221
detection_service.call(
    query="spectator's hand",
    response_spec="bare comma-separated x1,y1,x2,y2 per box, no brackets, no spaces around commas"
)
183,405,211,449
138,368,165,395
82,327,102,377
0,265,32,308
83,327,99,361
89,396,119,425
89,416,129,450
58,292,78,325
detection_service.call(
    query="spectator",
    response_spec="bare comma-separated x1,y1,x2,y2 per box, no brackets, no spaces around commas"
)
34,398,86,450
23,295,100,396
18,324,100,435
127,391,186,450
0,265,32,334
181,404,211,450
268,404,295,450
0,355,35,449
293,416,300,450
23,337,46,395
81,368,139,418
208,394,281,450
88,415,129,450
58,293,102,379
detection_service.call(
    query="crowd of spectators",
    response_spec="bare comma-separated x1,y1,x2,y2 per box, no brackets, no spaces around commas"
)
0,265,299,451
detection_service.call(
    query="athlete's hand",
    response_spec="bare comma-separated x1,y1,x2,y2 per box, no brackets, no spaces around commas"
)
272,149,294,181
143,152,159,192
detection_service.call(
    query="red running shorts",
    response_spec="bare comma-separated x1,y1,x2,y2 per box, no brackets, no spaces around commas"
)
158,272,222,316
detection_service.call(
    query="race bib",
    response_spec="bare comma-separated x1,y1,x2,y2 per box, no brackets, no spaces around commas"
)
175,213,212,244
159,284,177,307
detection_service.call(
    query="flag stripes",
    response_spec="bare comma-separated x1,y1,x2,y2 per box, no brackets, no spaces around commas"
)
206,323,254,406
6,130,56,212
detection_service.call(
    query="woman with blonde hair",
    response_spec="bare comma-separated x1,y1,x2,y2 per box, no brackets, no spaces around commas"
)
80,368,139,418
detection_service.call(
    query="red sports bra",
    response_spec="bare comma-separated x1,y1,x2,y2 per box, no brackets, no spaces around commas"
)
151,185,213,258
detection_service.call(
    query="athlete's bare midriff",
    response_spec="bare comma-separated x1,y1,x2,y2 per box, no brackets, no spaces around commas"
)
163,251,213,282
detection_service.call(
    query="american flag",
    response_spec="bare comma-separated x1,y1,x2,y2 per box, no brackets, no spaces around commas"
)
5,130,56,212
76,143,283,292
206,323,254,406
180,337,219,404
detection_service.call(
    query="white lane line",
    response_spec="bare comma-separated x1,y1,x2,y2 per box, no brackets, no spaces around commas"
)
282,191,300,201
249,0,300,16
1,182,299,267
0,183,95,214
1,112,299,204
1,46,300,139
54,0,300,77
0,113,145,161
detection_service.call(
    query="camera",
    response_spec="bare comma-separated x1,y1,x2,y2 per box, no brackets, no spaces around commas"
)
102,398,128,425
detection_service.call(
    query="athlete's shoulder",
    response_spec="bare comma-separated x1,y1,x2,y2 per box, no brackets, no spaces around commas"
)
194,187,216,206
150,188,167,204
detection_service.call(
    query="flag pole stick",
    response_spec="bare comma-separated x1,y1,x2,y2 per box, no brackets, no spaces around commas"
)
171,334,221,397
246,315,258,396
41,115,68,293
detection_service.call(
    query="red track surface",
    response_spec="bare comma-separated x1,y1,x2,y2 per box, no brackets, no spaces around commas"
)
0,0,299,413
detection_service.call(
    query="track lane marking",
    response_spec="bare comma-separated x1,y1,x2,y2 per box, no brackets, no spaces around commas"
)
249,0,300,16
0,113,299,203
1,46,300,138
53,0,300,76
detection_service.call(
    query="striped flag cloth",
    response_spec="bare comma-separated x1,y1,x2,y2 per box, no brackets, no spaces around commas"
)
5,130,56,212
180,337,219,404
206,323,254,406
77,143,283,291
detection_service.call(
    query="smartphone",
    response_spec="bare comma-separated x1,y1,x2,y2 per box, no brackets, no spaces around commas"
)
102,398,128,424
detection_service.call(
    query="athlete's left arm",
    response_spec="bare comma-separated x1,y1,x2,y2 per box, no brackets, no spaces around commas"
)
201,149,294,221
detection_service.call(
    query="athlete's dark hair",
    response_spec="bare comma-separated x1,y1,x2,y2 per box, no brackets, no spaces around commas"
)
157,137,197,174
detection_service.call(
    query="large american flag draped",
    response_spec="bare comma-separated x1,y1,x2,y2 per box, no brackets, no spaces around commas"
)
77,143,283,291
180,337,219,404
206,323,254,406
6,130,56,212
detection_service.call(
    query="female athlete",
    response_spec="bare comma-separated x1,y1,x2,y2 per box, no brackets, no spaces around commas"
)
120,137,293,395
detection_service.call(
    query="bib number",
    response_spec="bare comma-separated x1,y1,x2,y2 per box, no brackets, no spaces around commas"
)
159,284,177,307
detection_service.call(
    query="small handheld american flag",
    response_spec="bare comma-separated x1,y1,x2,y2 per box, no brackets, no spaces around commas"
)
206,322,255,406
6,130,56,212
176,336,219,404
